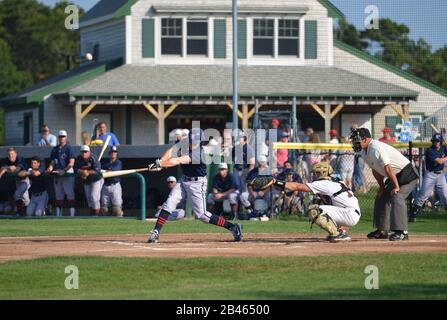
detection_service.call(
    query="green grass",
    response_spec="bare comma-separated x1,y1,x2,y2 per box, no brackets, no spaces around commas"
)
1,254,447,299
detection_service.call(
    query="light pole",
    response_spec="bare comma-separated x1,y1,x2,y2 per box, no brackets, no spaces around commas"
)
232,0,239,142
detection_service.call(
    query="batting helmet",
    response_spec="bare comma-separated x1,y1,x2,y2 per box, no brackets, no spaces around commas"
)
311,162,333,178
431,133,443,143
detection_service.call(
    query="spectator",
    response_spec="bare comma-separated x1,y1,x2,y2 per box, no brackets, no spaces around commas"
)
305,128,321,143
329,129,339,144
276,131,290,169
36,124,57,147
274,168,305,214
20,156,48,217
100,146,124,217
207,163,240,219
379,127,396,144
174,129,184,143
155,176,185,220
81,131,91,146
91,122,120,146
46,130,76,217
75,145,103,216
0,147,30,215
240,155,272,216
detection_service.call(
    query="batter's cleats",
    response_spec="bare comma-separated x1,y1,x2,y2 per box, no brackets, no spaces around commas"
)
231,223,243,242
328,230,351,243
147,230,160,244
367,229,389,239
389,231,409,241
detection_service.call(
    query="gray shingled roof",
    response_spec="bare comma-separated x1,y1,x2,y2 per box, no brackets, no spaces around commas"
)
62,65,419,98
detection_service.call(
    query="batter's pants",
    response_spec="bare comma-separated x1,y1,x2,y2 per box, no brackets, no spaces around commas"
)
414,171,447,207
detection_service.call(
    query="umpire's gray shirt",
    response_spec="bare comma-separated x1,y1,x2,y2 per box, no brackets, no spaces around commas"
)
361,139,409,177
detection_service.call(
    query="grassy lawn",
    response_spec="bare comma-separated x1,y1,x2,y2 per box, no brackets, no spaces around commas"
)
0,254,446,299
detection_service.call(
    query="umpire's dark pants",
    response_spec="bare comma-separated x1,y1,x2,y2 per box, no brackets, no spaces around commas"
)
373,179,418,231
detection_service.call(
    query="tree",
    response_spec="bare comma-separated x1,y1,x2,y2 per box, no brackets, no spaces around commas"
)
334,18,368,50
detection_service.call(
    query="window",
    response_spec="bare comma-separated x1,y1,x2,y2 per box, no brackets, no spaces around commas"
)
253,19,274,56
187,19,208,55
161,18,182,55
278,19,299,56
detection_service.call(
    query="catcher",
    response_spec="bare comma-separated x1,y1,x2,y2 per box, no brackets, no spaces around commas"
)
250,162,361,242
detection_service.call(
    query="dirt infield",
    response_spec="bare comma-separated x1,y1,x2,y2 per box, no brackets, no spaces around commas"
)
1,233,447,263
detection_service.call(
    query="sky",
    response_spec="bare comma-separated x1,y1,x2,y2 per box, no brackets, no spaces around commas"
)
40,0,447,50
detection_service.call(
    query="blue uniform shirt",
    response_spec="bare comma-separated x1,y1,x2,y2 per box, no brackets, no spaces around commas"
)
425,145,447,172
29,169,46,194
50,144,75,170
101,158,122,186
1,156,27,171
75,155,101,185
233,143,254,171
93,132,120,146
177,141,207,178
212,172,239,193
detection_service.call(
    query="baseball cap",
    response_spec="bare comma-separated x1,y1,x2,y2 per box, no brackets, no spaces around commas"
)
167,176,177,183
109,146,118,153
258,155,268,163
383,127,392,133
280,131,290,138
174,129,183,136
58,130,68,137
80,145,90,152
272,119,280,125
329,129,337,136
219,163,228,170
432,133,443,142
182,129,190,137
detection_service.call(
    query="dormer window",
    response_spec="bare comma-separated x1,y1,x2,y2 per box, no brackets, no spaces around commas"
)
253,19,274,56
161,18,183,55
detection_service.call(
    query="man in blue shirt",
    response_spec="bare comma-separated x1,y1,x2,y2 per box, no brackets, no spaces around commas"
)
411,133,447,221
207,163,240,219
100,146,123,216
36,124,57,147
46,130,76,217
92,122,120,146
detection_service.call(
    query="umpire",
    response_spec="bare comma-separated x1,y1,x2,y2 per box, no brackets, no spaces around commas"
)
350,128,419,241
410,133,447,221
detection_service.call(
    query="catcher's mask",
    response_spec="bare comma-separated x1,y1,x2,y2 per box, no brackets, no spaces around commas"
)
311,162,333,180
349,128,371,152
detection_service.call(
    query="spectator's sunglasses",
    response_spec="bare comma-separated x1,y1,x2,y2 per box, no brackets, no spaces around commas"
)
167,181,175,184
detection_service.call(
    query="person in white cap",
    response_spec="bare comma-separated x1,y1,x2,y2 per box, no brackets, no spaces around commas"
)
174,129,184,143
154,176,186,221
207,163,240,219
46,130,76,216
240,155,271,216
75,145,103,216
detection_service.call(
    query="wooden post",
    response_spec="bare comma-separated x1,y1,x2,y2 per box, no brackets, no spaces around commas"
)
74,102,82,145
80,102,97,120
324,103,331,143
242,104,249,129
158,104,165,145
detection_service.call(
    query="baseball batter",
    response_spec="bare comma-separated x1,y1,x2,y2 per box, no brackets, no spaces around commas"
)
75,145,103,216
0,147,30,215
20,156,48,217
147,128,243,243
250,162,361,242
46,130,76,217
410,133,447,221
100,146,123,216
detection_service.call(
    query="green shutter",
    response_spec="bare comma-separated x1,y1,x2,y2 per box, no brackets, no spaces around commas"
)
237,20,247,59
305,20,318,59
385,116,400,135
142,19,155,58
214,20,226,59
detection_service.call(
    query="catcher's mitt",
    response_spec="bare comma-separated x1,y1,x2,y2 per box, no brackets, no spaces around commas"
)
249,176,277,190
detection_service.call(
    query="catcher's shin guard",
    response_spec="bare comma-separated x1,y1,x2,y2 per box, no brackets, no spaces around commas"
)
307,204,339,236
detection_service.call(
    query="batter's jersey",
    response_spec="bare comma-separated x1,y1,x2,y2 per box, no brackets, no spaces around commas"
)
50,144,75,170
425,145,447,172
177,141,207,178
362,139,409,177
233,143,254,171
306,179,361,212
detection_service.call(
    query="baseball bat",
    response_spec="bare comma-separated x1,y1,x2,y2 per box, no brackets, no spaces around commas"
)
98,135,111,162
430,123,440,134
102,168,149,179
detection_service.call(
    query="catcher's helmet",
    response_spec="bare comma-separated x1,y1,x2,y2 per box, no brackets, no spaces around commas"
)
311,162,333,178
189,128,205,145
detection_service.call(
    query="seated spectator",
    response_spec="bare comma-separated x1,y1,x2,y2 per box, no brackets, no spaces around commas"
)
240,155,272,216
100,146,124,216
379,127,396,144
274,169,305,214
19,157,48,217
0,148,30,216
207,163,240,219
91,122,120,146
155,176,185,220
36,124,57,147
